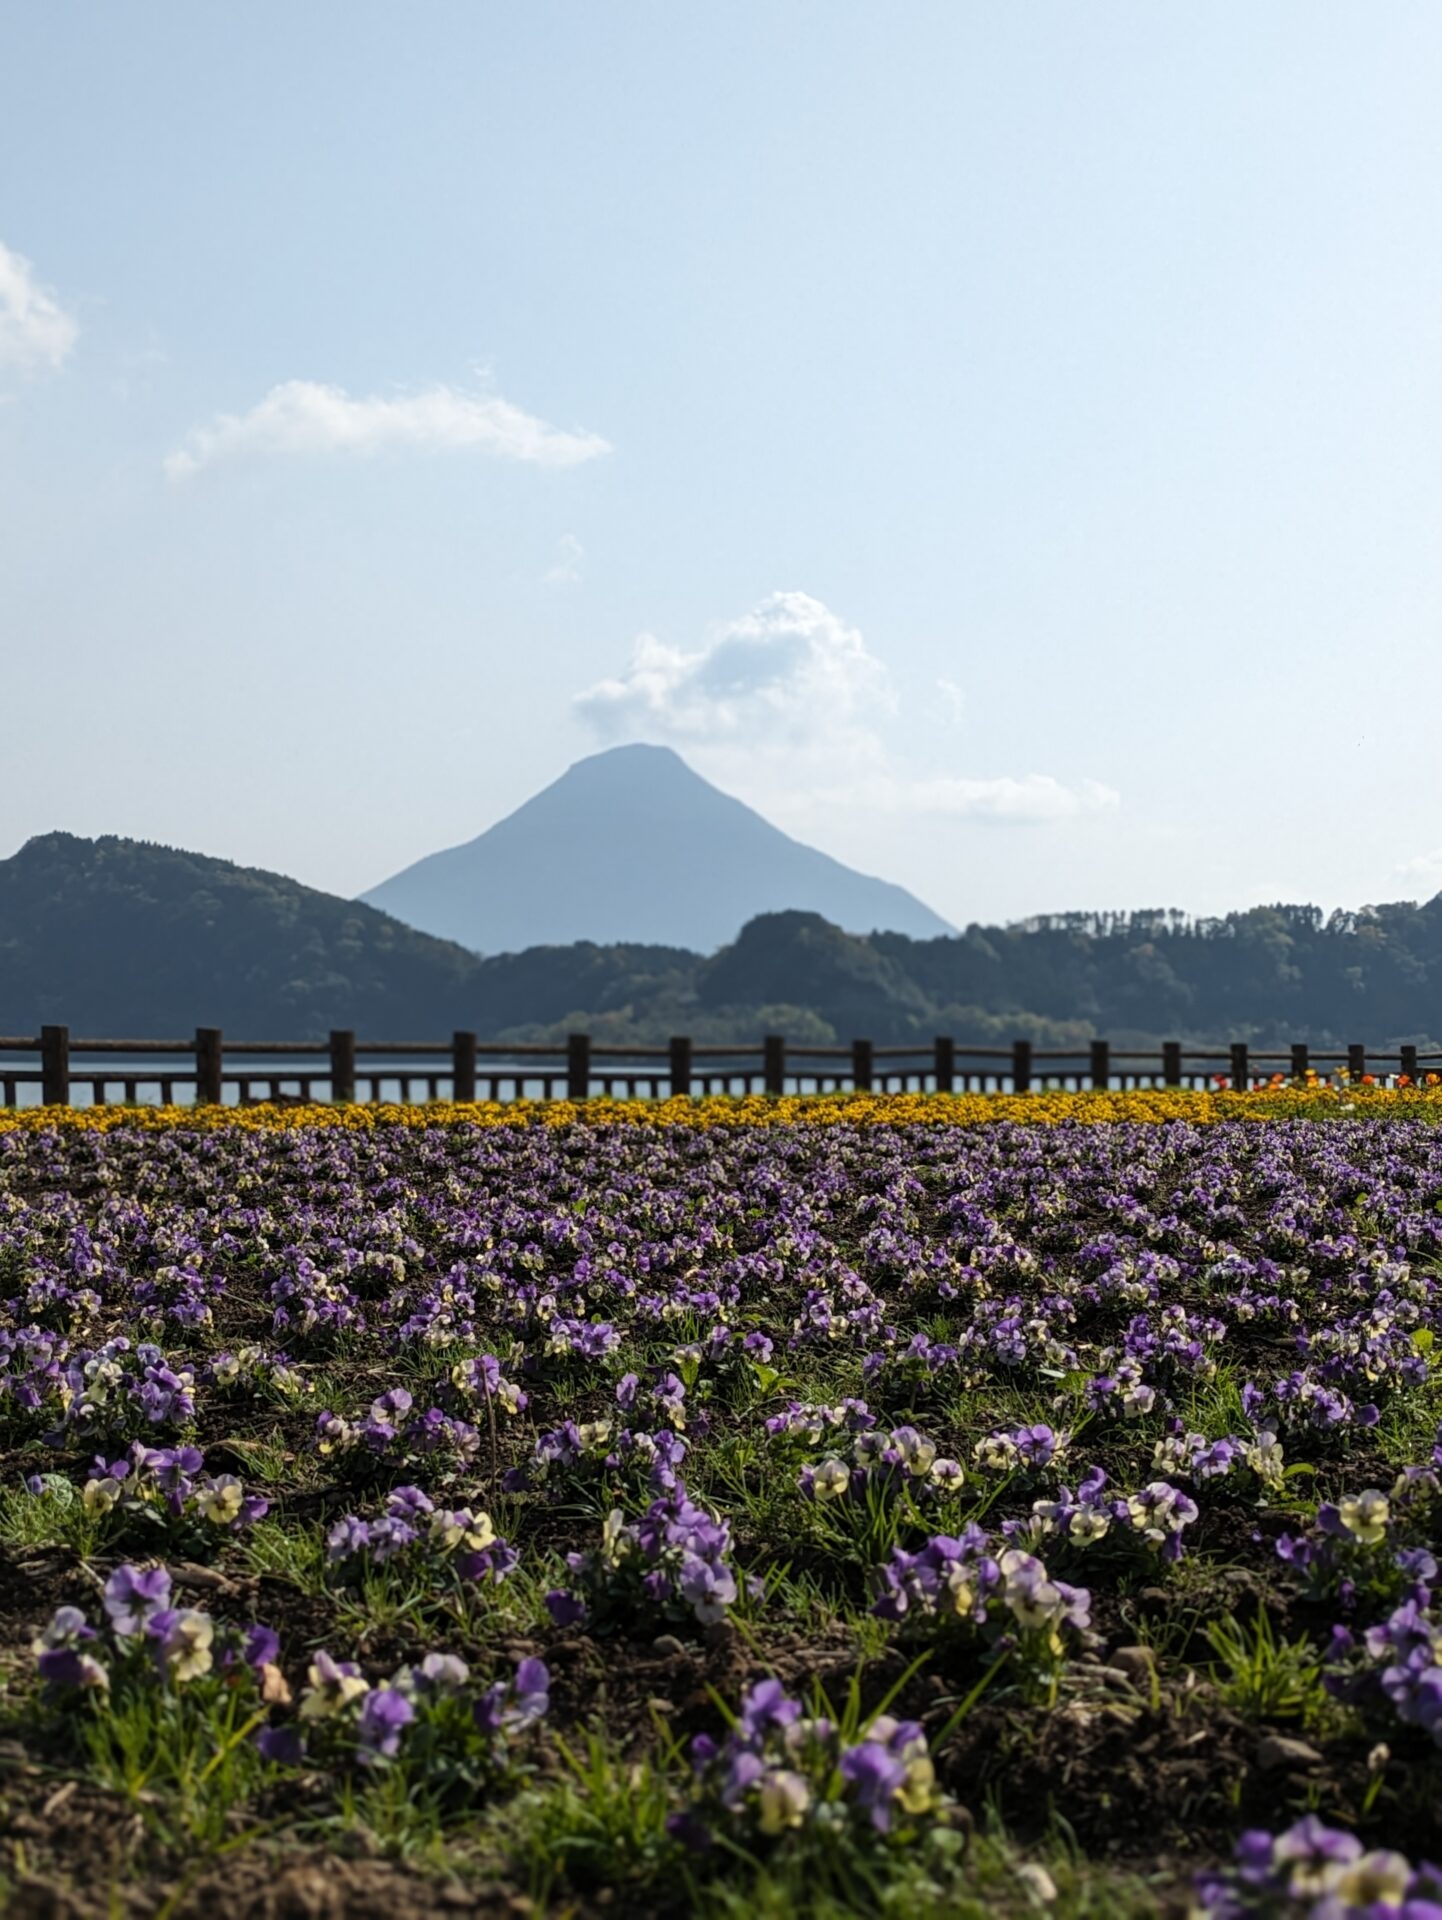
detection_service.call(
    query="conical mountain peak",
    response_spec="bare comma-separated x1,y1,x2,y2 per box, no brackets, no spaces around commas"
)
360,744,953,955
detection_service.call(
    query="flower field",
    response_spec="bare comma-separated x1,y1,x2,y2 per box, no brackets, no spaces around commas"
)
4,1097,1442,1916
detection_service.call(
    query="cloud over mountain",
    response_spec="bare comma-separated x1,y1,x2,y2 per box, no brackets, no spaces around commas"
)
577,591,1119,827
576,591,890,747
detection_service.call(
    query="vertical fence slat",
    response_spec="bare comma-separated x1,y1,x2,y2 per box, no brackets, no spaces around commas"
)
40,1025,70,1107
1162,1041,1182,1086
329,1029,356,1104
763,1034,785,1096
452,1031,477,1103
1291,1042,1309,1080
852,1038,873,1093
1012,1038,1032,1094
567,1033,590,1102
1402,1043,1419,1083
1230,1041,1249,1091
1089,1038,1109,1091
1348,1042,1366,1081
195,1027,223,1105
669,1036,691,1099
933,1035,955,1094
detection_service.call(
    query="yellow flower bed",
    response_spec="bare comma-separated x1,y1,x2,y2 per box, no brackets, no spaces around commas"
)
4,1083,1442,1131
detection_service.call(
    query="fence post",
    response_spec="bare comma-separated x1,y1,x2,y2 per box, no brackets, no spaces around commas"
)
40,1025,70,1107
1229,1042,1249,1091
934,1035,955,1094
851,1038,873,1092
452,1031,477,1103
1401,1043,1419,1084
567,1032,591,1102
1012,1038,1032,1094
669,1036,692,1099
1348,1042,1366,1081
763,1034,785,1096
1089,1038,1110,1091
329,1029,356,1104
1162,1041,1182,1087
1291,1042,1309,1081
195,1027,223,1105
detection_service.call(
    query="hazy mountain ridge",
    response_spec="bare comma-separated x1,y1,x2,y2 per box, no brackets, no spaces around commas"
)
359,743,955,951
4,833,1442,1047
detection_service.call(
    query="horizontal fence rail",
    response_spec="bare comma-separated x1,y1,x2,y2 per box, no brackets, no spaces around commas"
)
1,1027,1440,1110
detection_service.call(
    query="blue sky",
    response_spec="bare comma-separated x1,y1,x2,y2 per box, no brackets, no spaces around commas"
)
4,3,1442,929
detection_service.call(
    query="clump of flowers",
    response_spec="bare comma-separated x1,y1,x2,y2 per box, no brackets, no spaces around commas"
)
1081,1359,1156,1420
545,1484,738,1630
58,1338,196,1438
669,1679,953,1854
1193,1815,1442,1917
312,1390,483,1484
519,1310,622,1370
870,1525,1092,1677
1118,1479,1201,1562
286,1645,549,1781
764,1399,877,1447
616,1366,689,1431
671,1325,780,1401
33,1562,284,1702
276,1644,551,1778
31,1562,548,1788
0,1326,74,1429
204,1345,311,1402
1151,1425,1286,1493
78,1442,269,1545
799,1424,964,1506
1242,1373,1382,1443
325,1484,517,1585
972,1421,1069,1477
1008,1465,1200,1563
448,1352,529,1417
1325,1587,1442,1746
1276,1470,1440,1611
504,1416,689,1498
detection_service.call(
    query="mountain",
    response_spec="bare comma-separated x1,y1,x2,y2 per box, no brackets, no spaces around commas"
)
358,744,955,953
0,833,488,1037
0,831,705,1039
6,831,1442,1049
698,910,934,1038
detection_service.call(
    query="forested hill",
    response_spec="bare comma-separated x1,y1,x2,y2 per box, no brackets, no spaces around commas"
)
864,901,1442,1048
4,832,1442,1045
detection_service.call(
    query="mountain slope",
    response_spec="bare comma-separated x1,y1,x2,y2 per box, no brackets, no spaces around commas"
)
359,743,955,953
6,831,1440,1048
0,833,493,1036
0,833,708,1039
699,910,934,1038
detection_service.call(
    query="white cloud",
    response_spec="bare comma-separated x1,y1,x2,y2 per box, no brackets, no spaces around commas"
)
576,591,1118,830
544,532,585,589
576,590,893,747
0,240,78,373
863,772,1121,823
165,378,610,479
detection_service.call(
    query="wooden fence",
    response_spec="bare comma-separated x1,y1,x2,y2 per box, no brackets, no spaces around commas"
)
1,1027,1440,1108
